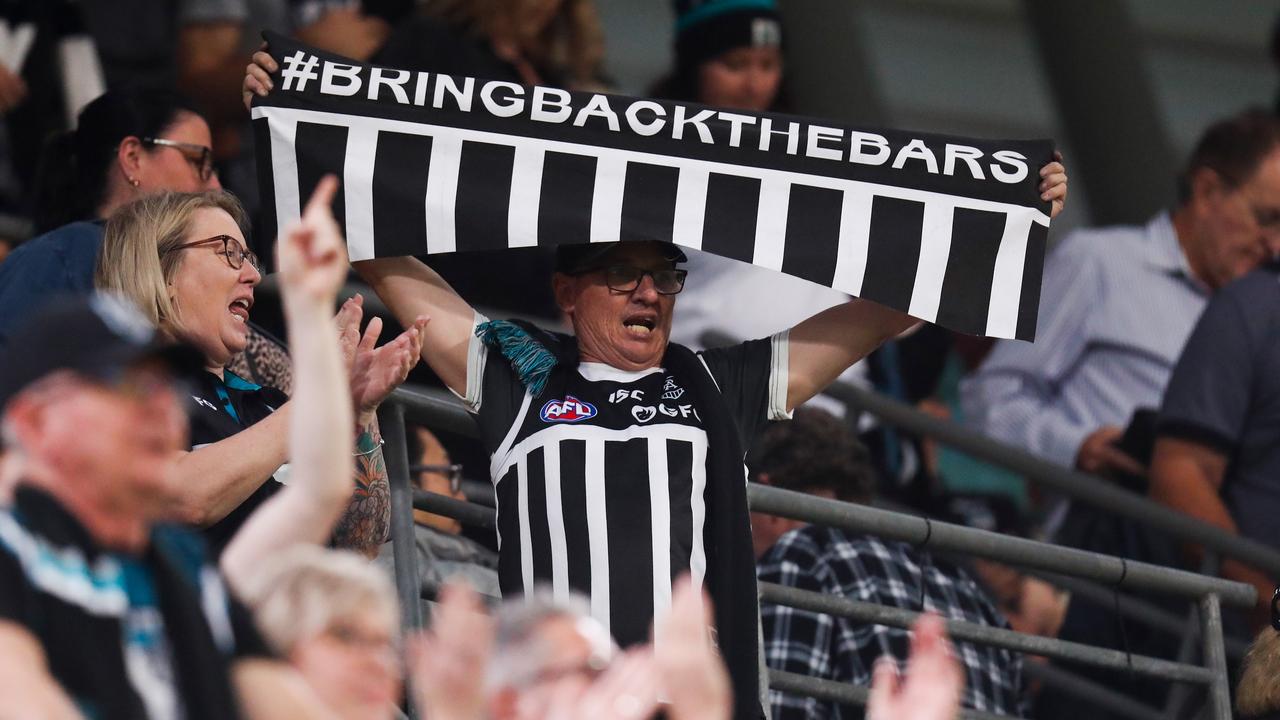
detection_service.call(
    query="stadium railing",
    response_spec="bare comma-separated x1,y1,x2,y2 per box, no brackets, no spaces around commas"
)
377,385,1254,720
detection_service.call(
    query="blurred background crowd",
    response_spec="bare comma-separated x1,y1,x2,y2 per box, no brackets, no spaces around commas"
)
2,1,1280,719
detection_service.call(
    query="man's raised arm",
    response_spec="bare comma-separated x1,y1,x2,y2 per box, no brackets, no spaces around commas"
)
785,299,917,411
353,257,477,396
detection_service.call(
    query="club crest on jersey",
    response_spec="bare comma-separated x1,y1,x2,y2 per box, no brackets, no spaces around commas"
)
540,395,598,423
661,377,685,400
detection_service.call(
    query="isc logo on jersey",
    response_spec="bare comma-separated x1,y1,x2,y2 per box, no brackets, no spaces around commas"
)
540,395,598,423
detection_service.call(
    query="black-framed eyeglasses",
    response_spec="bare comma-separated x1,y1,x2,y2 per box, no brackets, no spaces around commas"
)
164,234,260,272
600,265,687,295
411,463,465,494
142,137,215,182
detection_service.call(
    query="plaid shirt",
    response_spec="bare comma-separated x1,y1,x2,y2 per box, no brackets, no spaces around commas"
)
758,525,1026,718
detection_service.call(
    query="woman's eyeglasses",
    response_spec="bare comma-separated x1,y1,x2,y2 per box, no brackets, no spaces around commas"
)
142,137,215,182
411,463,465,494
164,235,260,272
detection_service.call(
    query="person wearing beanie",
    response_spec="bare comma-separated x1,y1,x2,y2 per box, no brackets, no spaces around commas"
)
652,0,786,112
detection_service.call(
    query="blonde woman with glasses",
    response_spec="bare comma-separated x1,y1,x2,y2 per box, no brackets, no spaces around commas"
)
94,181,427,559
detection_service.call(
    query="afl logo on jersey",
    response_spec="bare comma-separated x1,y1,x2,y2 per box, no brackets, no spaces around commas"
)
540,395,598,423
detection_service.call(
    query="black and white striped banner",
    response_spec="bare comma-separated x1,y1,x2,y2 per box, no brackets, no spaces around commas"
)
252,33,1054,340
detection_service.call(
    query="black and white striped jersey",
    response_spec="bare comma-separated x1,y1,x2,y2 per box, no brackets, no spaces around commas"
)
463,321,790,647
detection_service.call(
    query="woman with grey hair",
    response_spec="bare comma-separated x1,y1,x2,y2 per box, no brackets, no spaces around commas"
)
238,546,403,720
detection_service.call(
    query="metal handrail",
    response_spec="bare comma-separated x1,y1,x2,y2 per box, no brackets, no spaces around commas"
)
758,582,1214,684
409,487,1228,686
767,669,1008,720
409,479,1253,608
748,484,1254,607
390,385,1254,608
385,385,1240,719
407,489,1193,720
698,329,1280,580
386,381,1249,604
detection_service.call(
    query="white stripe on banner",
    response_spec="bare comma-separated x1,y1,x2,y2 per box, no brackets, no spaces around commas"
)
672,167,708,251
266,113,301,238
543,443,569,600
590,154,626,244
508,145,544,248
648,437,671,640
517,455,533,594
343,124,379,261
986,210,1035,337
425,135,461,254
908,201,957,323
584,439,611,637
752,178,789,271
832,188,874,297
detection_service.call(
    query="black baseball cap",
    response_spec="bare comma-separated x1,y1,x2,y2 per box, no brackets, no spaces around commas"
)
0,293,205,412
554,241,688,275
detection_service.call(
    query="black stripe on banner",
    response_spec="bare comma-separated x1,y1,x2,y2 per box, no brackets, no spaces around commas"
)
620,162,679,243
294,121,348,237
454,140,515,252
372,131,432,258
250,117,277,268
666,440,694,579
934,208,1006,335
604,437,653,647
701,173,759,263
539,151,596,247
525,447,552,583
780,185,843,287
1015,221,1049,341
860,196,925,312
494,466,523,597
558,440,591,596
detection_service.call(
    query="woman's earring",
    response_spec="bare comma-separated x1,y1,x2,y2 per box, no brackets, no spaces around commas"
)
128,177,141,188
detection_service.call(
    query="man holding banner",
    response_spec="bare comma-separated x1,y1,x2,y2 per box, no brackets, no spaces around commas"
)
244,37,1066,718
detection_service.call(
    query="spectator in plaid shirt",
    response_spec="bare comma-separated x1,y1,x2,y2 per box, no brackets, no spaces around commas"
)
752,408,1026,718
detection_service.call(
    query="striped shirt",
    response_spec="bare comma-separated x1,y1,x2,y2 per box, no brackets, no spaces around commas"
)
960,213,1209,469
463,319,790,647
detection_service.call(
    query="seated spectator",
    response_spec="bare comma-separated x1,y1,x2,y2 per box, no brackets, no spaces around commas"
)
237,546,402,720
456,577,730,720
94,183,425,557
375,424,500,599
962,109,1280,526
650,0,787,112
0,88,220,346
0,294,334,718
752,407,1025,717
1150,259,1280,628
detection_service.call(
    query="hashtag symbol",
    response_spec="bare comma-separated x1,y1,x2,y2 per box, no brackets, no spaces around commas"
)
280,51,320,92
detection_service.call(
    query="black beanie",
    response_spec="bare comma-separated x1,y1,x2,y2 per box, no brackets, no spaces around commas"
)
674,0,782,71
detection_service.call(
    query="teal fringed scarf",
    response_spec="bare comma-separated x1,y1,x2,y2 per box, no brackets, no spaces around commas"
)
475,320,560,397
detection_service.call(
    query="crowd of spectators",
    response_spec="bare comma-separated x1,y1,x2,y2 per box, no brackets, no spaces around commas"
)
0,0,1273,718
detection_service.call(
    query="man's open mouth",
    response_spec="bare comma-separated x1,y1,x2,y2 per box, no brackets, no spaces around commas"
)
623,314,656,336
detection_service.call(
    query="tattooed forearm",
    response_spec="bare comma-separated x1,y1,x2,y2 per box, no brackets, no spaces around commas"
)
332,420,392,557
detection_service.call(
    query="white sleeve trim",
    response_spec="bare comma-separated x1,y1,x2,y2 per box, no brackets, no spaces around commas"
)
768,330,792,420
450,311,489,413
